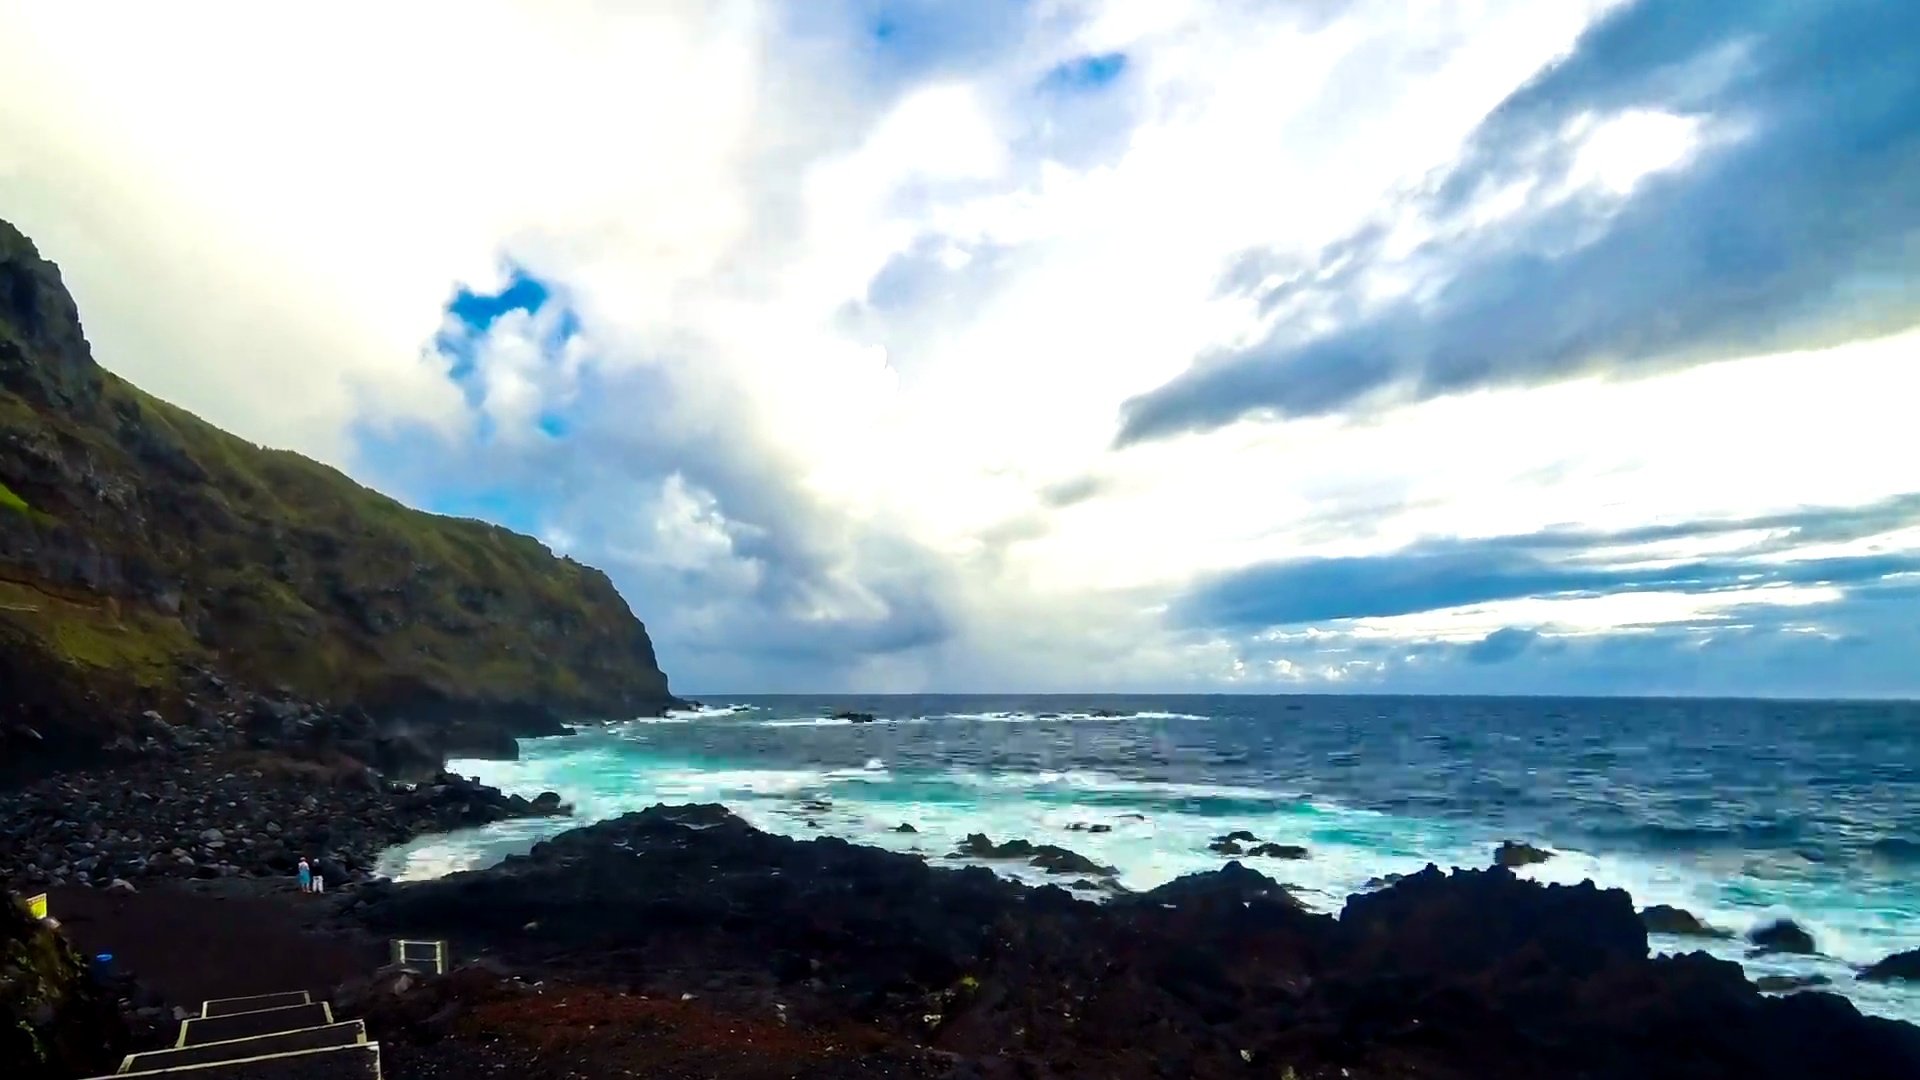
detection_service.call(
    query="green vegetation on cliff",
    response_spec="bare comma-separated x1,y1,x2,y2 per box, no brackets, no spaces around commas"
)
0,218,674,758
1,893,124,1077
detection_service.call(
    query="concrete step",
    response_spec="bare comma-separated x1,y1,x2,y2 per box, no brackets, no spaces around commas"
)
91,1042,381,1080
202,992,313,1018
177,1003,334,1046
120,1021,366,1074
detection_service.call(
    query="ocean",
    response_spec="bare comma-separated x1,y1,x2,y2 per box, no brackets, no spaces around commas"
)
375,694,1920,1024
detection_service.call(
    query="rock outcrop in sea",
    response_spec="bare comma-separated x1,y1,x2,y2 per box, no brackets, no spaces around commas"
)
0,217,678,771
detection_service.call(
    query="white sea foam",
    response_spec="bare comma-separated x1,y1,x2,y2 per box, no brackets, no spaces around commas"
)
661,702,756,720
930,709,1207,724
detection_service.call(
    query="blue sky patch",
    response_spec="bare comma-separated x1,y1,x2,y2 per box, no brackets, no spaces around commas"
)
1042,51,1128,93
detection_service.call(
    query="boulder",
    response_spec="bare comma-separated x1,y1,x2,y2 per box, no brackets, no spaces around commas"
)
1128,860,1310,914
1748,919,1818,956
1640,904,1732,938
1028,845,1115,876
1246,843,1308,859
954,834,1036,859
1492,840,1554,867
1341,865,1647,980
893,823,918,834
1860,948,1920,982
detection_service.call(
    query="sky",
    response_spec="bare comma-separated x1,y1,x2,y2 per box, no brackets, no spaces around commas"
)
2,0,1917,697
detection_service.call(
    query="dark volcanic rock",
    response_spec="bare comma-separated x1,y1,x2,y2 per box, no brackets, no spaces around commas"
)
1861,948,1920,982
361,805,1033,1009
1749,919,1819,956
1245,842,1308,859
1127,860,1308,913
833,711,878,724
953,833,1113,876
1493,839,1555,867
1028,846,1114,876
354,808,1920,1079
1342,864,1647,978
892,823,917,834
1757,974,1833,993
1064,822,1112,833
0,756,566,889
1640,904,1733,938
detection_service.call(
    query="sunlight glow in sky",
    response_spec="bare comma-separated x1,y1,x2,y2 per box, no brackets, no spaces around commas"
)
3,0,1916,695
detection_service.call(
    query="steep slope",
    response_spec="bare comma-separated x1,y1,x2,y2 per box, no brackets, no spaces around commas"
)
0,218,674,763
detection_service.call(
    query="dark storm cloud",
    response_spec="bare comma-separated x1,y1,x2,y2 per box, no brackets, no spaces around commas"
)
1466,626,1542,664
1120,0,1920,444
1178,492,1920,629
1406,578,1920,697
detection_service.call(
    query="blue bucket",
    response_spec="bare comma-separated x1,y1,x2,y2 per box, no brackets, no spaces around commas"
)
90,953,114,981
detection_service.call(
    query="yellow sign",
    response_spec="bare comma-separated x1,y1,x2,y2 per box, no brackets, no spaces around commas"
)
27,893,47,919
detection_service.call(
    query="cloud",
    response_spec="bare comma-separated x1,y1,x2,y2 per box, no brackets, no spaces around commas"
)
1120,0,1920,443
6,1,1918,696
1039,474,1108,508
1179,493,1920,630
1465,627,1543,664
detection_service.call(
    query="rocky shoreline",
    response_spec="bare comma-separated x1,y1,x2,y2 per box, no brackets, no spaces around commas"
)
0,751,567,892
339,803,1920,1080
10,790,1920,1078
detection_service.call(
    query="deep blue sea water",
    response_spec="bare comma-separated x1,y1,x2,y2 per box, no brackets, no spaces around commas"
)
376,694,1920,1024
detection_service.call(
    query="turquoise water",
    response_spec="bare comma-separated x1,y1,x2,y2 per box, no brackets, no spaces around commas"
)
375,694,1920,1024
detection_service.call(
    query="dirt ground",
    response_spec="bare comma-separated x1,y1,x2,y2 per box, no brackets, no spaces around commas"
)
47,879,385,1009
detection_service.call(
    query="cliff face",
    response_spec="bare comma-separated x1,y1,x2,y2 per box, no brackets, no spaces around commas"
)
0,219,675,763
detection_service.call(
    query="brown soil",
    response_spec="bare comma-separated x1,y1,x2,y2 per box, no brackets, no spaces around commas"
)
388,983,953,1080
47,879,385,1009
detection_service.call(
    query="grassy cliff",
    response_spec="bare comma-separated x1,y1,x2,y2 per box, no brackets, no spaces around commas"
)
0,219,674,760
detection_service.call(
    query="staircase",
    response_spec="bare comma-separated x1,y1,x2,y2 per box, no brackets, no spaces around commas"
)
87,991,381,1079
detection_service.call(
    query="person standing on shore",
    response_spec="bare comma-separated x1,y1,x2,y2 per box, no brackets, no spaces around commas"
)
297,858,312,893
313,863,325,894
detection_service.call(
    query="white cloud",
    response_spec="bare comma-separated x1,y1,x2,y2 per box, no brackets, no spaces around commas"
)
3,0,1916,693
